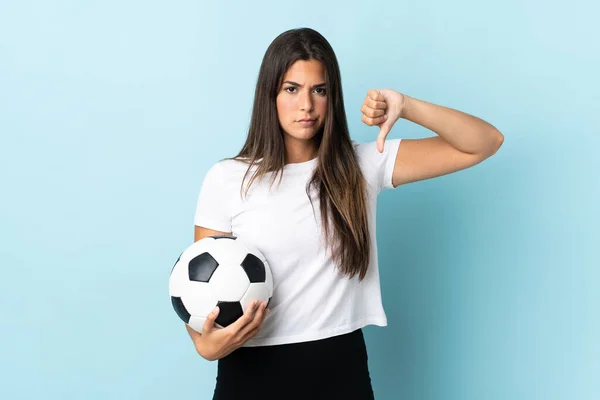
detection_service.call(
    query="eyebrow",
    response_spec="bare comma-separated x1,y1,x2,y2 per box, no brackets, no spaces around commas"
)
283,81,327,88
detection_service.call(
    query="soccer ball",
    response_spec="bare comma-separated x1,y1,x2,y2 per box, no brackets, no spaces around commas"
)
169,235,273,332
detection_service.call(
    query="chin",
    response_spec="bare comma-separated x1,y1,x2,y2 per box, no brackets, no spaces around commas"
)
290,132,318,141
282,129,316,141
286,124,324,140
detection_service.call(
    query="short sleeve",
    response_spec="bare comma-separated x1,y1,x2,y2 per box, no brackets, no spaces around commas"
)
354,138,402,193
193,162,232,232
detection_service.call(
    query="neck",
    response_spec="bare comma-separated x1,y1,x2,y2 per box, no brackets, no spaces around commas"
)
284,138,318,165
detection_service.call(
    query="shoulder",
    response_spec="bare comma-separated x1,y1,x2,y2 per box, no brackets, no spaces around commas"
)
351,138,402,192
209,157,255,175
202,157,262,192
351,139,401,168
352,140,378,161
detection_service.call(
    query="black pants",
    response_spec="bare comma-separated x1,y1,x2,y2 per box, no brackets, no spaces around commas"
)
213,328,375,400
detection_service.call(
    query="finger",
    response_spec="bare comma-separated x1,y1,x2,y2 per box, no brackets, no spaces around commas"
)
229,300,260,333
362,114,388,126
377,125,391,153
250,301,267,327
240,301,267,336
202,305,220,335
367,89,385,103
241,303,269,341
260,307,270,325
365,98,387,110
244,325,261,341
360,105,386,119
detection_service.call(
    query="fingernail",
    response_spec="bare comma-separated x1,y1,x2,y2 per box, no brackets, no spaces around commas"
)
212,306,219,314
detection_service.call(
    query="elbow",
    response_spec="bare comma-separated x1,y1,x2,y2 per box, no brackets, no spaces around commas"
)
484,129,504,157
492,129,504,154
195,343,217,362
196,348,214,361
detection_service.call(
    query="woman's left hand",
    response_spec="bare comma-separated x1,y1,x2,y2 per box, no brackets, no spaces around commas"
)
360,89,407,153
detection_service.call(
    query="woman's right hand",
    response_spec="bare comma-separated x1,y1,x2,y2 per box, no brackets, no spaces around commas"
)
189,300,270,361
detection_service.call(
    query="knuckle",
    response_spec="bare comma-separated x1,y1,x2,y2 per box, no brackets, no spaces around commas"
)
229,333,240,345
225,330,236,341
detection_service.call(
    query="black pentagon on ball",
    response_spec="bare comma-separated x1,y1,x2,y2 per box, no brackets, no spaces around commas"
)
171,296,190,323
241,253,266,283
189,252,219,282
170,252,182,274
215,301,244,327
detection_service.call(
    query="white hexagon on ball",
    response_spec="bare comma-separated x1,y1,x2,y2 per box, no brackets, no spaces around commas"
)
208,264,250,302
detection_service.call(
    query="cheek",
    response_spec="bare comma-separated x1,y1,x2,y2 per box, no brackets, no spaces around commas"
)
317,98,328,118
276,98,294,120
320,98,328,111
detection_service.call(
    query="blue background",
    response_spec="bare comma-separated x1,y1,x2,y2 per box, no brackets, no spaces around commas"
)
1,1,598,399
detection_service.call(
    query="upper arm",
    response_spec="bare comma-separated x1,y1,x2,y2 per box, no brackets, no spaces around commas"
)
194,225,232,242
193,163,232,233
391,136,494,187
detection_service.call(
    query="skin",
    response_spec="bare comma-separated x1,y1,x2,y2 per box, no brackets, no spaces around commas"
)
359,89,504,187
276,59,328,165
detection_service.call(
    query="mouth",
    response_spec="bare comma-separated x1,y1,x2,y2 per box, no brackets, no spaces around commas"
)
297,119,316,126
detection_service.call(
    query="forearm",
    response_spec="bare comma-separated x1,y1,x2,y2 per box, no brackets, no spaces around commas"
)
401,95,504,155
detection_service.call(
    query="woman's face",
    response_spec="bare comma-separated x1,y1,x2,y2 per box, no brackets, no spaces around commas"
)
276,59,328,143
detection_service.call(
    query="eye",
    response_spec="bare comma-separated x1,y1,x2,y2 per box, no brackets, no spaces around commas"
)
283,86,327,95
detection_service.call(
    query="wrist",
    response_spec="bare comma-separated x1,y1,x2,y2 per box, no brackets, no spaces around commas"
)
399,93,412,119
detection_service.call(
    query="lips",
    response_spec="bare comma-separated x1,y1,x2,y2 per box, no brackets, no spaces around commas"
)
297,119,316,126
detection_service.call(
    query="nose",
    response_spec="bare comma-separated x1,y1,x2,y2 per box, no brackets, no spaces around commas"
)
299,89,314,112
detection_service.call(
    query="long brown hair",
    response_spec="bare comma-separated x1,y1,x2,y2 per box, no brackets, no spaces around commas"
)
224,28,371,281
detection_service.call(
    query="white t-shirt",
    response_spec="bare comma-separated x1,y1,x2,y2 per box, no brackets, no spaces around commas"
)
193,139,402,347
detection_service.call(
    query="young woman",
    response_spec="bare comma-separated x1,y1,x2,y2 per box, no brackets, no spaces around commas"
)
187,28,503,399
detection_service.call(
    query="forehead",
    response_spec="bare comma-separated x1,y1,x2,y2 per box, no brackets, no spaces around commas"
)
283,59,326,81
